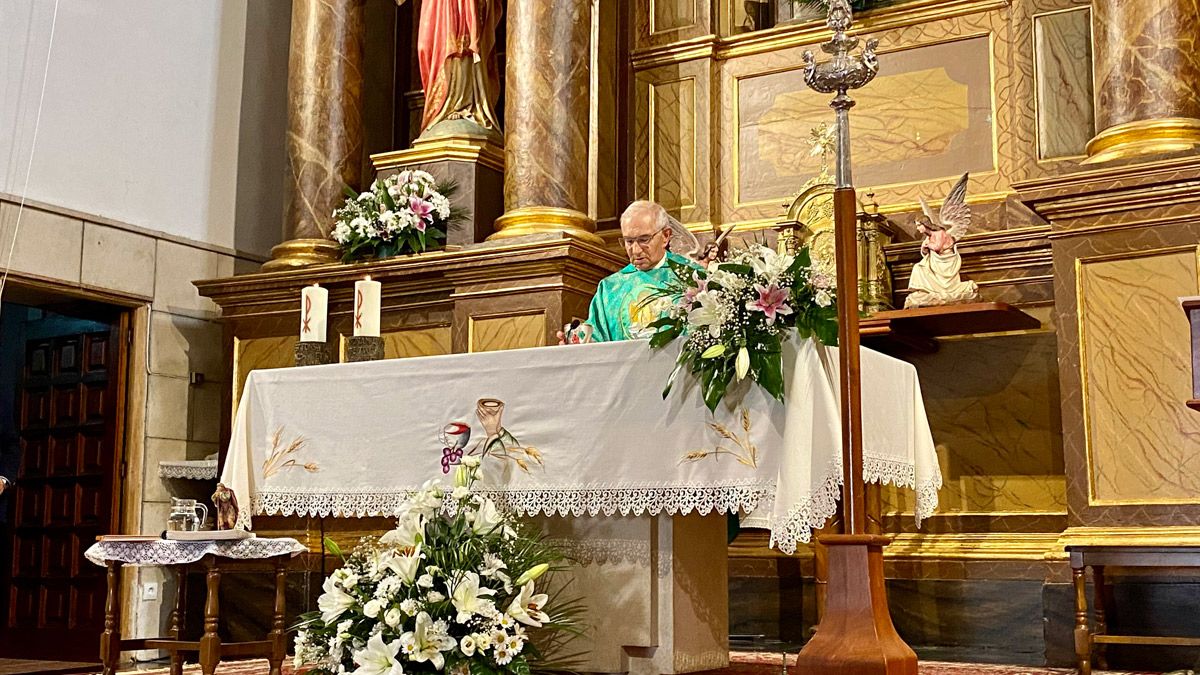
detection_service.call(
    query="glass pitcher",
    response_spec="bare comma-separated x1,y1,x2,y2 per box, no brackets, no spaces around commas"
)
167,498,208,532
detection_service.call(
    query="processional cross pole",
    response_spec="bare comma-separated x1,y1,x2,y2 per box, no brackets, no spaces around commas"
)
793,2,918,673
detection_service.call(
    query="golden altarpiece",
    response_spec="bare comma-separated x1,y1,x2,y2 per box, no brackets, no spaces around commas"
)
195,0,1200,667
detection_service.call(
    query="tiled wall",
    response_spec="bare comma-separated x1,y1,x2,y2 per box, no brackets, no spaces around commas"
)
1,196,260,653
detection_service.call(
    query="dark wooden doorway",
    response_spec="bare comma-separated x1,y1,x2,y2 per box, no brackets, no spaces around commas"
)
0,301,128,661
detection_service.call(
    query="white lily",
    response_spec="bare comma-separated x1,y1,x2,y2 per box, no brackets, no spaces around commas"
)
318,575,356,623
380,513,424,550
687,290,724,338
479,552,507,577
351,633,404,675
380,544,423,584
506,581,550,628
736,346,750,381
449,571,497,623
471,498,504,535
399,612,455,670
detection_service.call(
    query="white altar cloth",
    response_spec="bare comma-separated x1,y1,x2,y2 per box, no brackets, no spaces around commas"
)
222,338,941,553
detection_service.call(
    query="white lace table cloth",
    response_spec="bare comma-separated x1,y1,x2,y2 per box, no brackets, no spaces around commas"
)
222,339,941,553
84,537,307,566
158,459,219,480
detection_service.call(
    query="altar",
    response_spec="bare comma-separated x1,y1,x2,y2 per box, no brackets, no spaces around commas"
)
220,338,941,673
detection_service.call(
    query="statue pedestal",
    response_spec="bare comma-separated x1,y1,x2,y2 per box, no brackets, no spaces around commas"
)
371,133,505,245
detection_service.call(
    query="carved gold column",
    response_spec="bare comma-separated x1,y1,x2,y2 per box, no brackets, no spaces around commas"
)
1087,0,1200,163
264,0,366,271
489,0,603,245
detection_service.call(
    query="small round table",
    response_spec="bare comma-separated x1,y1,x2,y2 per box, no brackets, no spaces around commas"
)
84,536,307,675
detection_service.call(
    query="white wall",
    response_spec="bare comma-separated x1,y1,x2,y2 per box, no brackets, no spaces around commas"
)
1,0,289,256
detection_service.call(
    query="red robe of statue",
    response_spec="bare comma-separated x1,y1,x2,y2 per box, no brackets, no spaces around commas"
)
416,0,503,134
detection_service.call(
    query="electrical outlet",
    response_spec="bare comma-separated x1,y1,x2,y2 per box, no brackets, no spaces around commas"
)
142,582,159,601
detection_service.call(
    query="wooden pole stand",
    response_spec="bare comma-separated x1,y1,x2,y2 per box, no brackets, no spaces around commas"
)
795,187,916,674
795,535,916,674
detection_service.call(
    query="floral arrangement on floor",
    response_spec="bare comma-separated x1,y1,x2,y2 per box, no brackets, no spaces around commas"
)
648,244,838,411
331,170,466,262
293,456,583,675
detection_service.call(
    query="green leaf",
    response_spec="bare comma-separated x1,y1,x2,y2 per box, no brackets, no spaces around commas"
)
751,349,785,401
662,361,684,399
649,324,682,349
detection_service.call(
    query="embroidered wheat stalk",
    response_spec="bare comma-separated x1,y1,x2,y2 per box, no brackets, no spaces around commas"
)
262,427,319,478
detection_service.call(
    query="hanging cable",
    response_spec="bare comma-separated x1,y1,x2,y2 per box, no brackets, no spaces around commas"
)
0,0,62,316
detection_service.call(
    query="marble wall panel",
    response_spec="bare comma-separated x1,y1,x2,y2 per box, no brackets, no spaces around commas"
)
651,78,698,210
882,331,1067,518
734,36,994,206
233,335,298,413
469,311,547,353
713,8,1018,227
1032,7,1094,160
635,59,713,224
383,325,452,358
635,0,710,48
1078,247,1200,504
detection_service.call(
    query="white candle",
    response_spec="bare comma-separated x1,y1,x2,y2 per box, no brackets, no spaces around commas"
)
300,284,328,343
354,276,382,337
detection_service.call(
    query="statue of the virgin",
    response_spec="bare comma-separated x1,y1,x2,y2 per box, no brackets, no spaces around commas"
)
398,0,503,141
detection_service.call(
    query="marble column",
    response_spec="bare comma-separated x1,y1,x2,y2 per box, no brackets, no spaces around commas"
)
490,0,603,245
264,0,366,271
1087,0,1200,163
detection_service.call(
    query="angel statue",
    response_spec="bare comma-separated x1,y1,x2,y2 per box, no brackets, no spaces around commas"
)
396,0,503,141
904,173,981,309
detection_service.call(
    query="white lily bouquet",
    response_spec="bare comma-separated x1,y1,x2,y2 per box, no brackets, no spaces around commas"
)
648,244,839,411
294,457,583,675
331,170,464,262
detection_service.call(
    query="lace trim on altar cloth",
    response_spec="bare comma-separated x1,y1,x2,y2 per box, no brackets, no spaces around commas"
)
158,460,218,480
241,464,941,556
248,482,775,525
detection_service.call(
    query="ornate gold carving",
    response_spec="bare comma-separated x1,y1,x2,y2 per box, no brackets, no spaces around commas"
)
262,238,342,272
1085,117,1200,164
371,134,505,174
489,206,604,246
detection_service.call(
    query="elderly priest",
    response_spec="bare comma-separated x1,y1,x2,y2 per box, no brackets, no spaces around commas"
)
580,200,697,342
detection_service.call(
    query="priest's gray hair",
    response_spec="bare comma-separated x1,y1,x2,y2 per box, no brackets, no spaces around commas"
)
620,200,700,256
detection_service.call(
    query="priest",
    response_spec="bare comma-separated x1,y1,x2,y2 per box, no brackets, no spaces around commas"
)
580,201,697,342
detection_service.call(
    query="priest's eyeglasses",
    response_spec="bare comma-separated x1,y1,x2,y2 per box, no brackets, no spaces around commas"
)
620,228,666,248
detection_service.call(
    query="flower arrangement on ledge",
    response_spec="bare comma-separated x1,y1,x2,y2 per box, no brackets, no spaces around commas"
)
294,456,583,675
331,170,466,262
648,244,839,411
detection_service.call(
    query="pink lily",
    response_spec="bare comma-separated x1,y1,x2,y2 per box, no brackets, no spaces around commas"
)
747,284,793,323
409,197,433,231
683,273,708,305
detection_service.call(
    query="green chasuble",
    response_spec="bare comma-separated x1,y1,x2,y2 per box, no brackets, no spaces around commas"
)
585,251,694,342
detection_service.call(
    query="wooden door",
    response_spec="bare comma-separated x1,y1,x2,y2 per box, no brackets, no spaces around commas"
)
1,328,123,659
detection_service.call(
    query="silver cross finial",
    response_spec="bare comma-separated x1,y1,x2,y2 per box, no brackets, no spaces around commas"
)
802,0,880,188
